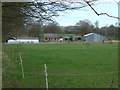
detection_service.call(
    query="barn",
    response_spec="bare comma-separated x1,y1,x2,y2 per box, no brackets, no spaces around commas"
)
44,34,58,42
82,33,105,42
8,37,39,44
73,36,82,41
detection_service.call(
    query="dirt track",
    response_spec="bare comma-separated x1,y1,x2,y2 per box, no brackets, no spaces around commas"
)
112,40,120,42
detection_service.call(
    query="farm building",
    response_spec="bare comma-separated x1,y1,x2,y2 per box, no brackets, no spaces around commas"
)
82,33,105,42
44,33,58,42
8,37,39,44
58,36,82,42
63,36,82,41
63,36,70,41
73,36,82,41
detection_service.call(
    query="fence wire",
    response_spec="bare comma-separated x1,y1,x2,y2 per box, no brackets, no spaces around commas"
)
2,44,118,79
3,69,118,76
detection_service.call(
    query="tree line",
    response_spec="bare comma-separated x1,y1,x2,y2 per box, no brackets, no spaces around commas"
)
33,20,119,39
11,19,119,41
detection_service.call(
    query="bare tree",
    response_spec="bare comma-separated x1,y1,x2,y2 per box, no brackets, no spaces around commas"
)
43,22,61,34
94,20,99,28
75,19,94,36
3,1,119,22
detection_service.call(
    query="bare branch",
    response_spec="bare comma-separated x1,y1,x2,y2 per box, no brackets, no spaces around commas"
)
20,1,91,21
85,1,120,19
113,0,120,6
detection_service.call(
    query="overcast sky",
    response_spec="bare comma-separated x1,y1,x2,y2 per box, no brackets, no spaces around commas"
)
53,1,119,28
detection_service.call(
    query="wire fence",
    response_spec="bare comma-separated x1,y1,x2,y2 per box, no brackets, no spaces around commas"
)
2,43,118,88
2,44,119,77
3,69,119,77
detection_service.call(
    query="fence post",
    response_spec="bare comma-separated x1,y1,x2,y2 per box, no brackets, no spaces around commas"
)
44,63,48,90
19,52,25,79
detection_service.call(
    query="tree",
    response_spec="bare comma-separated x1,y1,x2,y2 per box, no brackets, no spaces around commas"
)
93,20,100,34
2,1,90,22
63,26,76,34
100,25,119,39
74,20,94,36
94,21,99,28
2,3,28,41
43,22,61,34
107,25,119,39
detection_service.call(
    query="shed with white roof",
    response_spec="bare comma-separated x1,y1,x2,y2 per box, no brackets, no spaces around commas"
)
82,33,105,42
8,37,39,44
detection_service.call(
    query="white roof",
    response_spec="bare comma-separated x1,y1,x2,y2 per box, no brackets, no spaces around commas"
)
44,34,58,38
17,37,39,40
84,33,95,37
84,33,105,37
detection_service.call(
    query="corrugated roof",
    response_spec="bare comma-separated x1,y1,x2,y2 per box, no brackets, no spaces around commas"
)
84,33,95,37
17,37,39,40
83,33,105,38
44,34,58,38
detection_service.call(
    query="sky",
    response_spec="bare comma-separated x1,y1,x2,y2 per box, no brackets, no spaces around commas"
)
53,1,119,28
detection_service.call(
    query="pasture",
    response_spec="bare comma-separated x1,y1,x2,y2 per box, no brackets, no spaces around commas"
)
2,42,118,88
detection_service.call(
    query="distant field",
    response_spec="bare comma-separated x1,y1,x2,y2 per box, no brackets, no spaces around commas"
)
2,42,118,88
58,34,80,37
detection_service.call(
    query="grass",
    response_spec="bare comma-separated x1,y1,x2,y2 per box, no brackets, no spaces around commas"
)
58,34,80,37
2,42,118,88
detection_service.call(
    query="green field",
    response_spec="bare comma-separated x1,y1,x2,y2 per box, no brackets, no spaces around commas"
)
2,42,118,88
58,34,80,37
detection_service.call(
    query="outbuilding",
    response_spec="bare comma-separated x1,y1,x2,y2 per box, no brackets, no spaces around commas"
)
82,33,105,42
44,33,58,42
73,36,82,41
8,37,39,44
